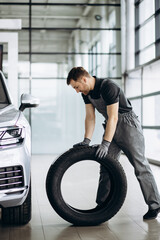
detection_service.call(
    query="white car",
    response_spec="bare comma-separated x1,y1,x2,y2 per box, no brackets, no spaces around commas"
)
0,71,39,225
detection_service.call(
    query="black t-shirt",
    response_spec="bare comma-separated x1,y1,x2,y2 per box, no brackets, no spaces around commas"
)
82,77,132,113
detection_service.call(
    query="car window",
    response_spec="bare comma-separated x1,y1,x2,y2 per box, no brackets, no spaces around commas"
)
0,73,11,109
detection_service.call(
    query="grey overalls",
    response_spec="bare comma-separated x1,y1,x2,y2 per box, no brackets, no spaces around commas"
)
88,92,160,210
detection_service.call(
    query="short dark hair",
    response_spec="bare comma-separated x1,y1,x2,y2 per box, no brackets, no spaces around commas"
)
66,67,90,85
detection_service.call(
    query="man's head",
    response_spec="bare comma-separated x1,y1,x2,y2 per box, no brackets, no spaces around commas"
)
67,67,94,95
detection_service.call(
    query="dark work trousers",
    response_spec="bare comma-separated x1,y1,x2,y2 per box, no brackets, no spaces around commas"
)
96,110,160,210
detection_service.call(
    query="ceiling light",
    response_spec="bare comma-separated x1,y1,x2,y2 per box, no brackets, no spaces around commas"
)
95,15,102,21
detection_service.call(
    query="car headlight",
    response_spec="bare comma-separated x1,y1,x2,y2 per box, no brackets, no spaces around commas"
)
0,126,25,148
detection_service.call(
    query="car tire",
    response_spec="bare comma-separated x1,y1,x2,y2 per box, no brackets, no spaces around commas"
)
46,146,127,226
1,180,31,225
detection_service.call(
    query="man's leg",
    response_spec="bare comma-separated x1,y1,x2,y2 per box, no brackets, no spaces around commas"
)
114,112,160,212
96,140,121,205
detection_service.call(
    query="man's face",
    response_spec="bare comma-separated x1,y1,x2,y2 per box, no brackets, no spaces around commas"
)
70,77,90,95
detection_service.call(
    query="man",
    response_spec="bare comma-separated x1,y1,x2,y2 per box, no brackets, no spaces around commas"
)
66,66,160,220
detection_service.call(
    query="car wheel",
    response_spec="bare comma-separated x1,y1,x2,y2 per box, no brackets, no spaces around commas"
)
1,180,31,225
46,146,127,226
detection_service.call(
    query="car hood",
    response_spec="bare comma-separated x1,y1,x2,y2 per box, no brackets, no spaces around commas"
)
0,104,20,128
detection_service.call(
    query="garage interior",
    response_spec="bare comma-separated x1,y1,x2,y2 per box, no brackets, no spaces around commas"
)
0,0,160,239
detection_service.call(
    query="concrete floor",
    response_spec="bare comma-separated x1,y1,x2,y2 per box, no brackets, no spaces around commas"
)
0,154,160,240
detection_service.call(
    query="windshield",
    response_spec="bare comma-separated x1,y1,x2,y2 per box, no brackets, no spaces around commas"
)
0,73,11,109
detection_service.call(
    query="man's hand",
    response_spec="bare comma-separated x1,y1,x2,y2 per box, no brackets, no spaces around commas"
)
96,140,110,159
73,138,91,148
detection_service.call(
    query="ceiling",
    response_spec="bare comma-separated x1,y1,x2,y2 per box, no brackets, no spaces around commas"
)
0,0,120,64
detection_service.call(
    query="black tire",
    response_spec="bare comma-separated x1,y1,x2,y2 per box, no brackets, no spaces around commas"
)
46,146,127,226
2,181,31,225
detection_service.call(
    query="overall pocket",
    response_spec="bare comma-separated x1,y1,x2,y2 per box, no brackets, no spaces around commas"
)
122,112,143,135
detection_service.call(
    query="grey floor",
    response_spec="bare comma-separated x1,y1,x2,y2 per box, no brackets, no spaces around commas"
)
0,154,160,240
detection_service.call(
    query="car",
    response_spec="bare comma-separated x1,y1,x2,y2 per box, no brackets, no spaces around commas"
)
0,71,39,225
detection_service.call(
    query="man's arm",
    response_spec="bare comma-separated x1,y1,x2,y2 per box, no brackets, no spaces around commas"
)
103,102,119,142
96,102,119,158
84,103,95,140
73,103,95,147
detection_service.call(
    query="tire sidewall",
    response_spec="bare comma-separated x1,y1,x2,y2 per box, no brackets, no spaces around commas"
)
46,146,127,225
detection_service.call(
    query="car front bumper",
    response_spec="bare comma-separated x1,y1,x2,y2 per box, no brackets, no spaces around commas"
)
0,143,31,208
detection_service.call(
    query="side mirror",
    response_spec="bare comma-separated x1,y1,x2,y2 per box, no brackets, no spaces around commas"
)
19,93,40,112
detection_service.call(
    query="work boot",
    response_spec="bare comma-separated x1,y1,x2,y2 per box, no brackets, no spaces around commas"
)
143,207,160,220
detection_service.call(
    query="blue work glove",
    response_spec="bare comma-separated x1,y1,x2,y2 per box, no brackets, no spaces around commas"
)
96,139,110,159
73,138,91,148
